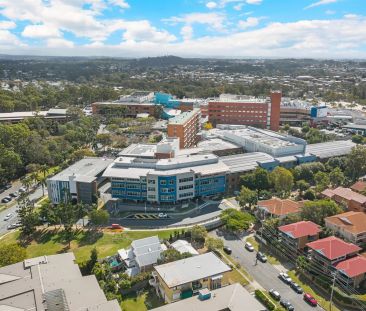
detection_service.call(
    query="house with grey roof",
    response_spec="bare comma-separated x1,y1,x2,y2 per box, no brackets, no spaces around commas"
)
0,252,121,311
118,235,166,277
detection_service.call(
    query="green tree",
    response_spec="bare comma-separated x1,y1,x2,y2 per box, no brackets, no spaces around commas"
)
58,203,77,248
158,249,192,264
0,244,27,267
314,171,330,193
352,134,364,144
296,179,310,197
240,168,270,191
220,208,254,232
18,197,38,237
300,199,342,226
329,167,345,188
303,189,316,200
270,167,294,197
346,145,366,181
191,225,207,243
237,186,258,210
205,237,224,251
90,209,110,228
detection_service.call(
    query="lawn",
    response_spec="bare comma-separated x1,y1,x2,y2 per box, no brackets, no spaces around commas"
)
287,270,341,311
246,236,279,265
121,290,164,311
0,228,176,263
219,250,252,285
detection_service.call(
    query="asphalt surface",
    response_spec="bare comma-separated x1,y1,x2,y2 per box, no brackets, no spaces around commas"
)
212,230,322,311
0,186,44,236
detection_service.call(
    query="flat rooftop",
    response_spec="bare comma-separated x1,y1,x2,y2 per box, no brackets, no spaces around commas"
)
94,101,155,106
154,252,231,288
120,143,157,158
49,157,114,182
151,283,264,311
211,93,267,104
306,140,355,159
220,152,275,173
168,108,200,125
0,253,120,311
198,138,242,153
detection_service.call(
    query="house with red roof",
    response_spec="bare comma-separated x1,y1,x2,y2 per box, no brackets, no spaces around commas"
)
306,236,361,273
321,187,366,212
351,180,366,194
278,221,321,251
334,255,366,288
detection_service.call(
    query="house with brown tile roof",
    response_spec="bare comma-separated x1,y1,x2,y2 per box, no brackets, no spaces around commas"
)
257,198,303,220
351,180,366,194
325,211,366,247
321,187,366,212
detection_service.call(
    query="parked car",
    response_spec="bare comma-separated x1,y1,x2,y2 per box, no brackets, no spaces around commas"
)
269,289,281,301
9,192,18,198
7,223,18,230
245,242,254,252
279,272,292,284
4,184,12,190
280,300,294,311
3,213,13,221
1,196,12,203
304,293,317,306
223,246,232,254
18,187,26,193
158,213,168,218
256,252,267,263
290,282,303,294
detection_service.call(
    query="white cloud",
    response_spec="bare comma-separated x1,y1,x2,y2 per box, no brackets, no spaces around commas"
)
47,37,74,48
22,24,61,38
305,0,337,10
234,3,244,10
0,29,25,47
109,0,130,9
206,1,217,9
163,12,226,32
246,0,262,4
238,17,260,29
325,10,336,15
0,21,16,29
181,25,193,41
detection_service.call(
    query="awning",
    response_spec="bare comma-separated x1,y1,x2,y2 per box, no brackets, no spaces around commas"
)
211,274,223,281
181,290,193,299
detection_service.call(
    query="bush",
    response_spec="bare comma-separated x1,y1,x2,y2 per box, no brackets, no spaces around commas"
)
255,289,276,311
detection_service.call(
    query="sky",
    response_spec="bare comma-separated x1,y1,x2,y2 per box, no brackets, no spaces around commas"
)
0,0,365,58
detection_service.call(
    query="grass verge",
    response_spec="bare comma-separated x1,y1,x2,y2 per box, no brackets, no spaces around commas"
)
0,228,176,263
246,236,279,265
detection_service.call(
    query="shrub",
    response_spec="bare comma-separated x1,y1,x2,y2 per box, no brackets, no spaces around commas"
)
255,289,276,311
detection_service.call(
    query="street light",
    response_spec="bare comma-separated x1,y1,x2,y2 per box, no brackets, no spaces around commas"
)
329,270,338,311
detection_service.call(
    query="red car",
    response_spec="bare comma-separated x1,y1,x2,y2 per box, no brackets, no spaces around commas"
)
304,293,317,306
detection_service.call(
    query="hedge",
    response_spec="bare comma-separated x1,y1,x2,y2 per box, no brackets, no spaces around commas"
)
255,289,276,311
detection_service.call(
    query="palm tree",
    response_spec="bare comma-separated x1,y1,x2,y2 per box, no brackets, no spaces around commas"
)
30,172,38,188
37,175,47,197
40,164,49,178
21,176,33,192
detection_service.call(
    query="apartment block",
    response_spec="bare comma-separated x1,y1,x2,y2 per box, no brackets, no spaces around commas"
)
167,108,201,149
208,91,281,131
321,187,366,212
325,211,366,247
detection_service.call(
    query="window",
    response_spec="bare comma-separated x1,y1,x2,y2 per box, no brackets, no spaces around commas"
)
169,179,175,185
148,187,155,191
148,180,156,184
179,184,193,190
179,177,193,183
160,180,167,185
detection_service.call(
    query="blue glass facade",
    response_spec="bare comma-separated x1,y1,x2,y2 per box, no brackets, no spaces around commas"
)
111,179,147,201
195,175,226,197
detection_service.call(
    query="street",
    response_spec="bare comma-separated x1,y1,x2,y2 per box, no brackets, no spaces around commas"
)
211,230,322,311
0,186,44,236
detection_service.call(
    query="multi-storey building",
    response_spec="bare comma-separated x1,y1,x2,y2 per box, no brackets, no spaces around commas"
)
208,91,281,131
47,157,114,205
103,153,228,205
167,108,201,149
321,187,366,212
150,252,231,303
306,236,361,274
325,211,366,247
278,221,321,251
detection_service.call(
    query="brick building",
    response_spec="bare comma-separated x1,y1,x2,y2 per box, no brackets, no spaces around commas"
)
167,108,201,149
208,91,281,131
321,187,366,212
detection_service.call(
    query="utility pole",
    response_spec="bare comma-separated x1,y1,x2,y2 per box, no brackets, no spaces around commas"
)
330,271,337,311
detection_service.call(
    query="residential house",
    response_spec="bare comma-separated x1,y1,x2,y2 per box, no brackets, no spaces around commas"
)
334,255,366,288
325,211,366,248
278,221,321,252
257,198,304,220
118,235,166,276
0,253,121,311
351,180,366,194
151,283,264,311
321,187,366,212
150,252,231,303
306,236,361,273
